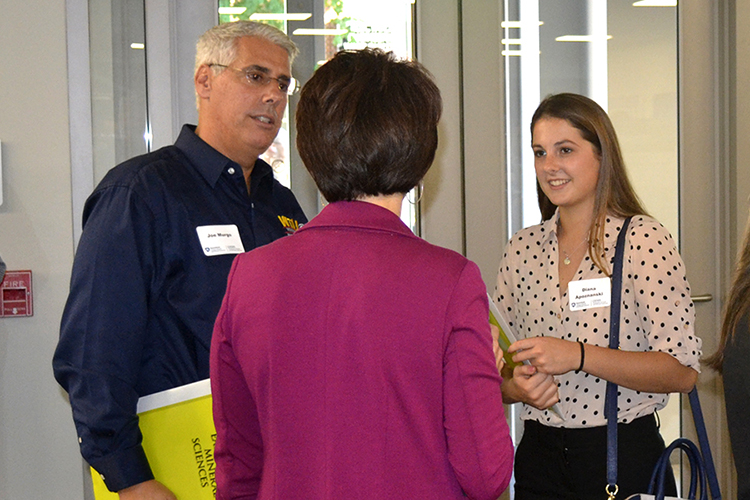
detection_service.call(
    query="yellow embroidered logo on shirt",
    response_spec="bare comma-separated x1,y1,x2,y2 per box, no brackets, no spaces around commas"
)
278,215,301,235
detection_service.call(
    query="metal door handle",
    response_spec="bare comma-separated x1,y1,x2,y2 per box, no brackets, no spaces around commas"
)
691,294,713,303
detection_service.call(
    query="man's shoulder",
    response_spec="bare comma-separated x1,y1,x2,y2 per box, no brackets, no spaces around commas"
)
82,145,197,224
99,145,188,189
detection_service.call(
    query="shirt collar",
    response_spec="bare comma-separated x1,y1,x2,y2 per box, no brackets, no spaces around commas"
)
298,200,416,238
174,124,273,188
540,208,561,243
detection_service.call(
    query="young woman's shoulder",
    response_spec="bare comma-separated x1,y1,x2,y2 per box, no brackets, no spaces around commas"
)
625,214,677,245
621,214,684,270
508,218,555,248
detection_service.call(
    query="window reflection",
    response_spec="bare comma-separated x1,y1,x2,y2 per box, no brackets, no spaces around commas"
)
218,0,418,231
89,0,148,184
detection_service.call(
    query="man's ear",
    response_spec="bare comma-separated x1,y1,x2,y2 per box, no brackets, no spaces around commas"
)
195,65,213,99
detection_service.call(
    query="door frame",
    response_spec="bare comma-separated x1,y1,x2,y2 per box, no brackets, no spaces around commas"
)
678,0,735,497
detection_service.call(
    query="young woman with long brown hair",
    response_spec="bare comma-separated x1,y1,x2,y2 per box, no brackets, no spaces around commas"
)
494,93,702,499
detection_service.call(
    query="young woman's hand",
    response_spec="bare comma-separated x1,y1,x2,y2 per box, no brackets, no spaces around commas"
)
500,363,559,410
508,336,581,375
509,337,698,393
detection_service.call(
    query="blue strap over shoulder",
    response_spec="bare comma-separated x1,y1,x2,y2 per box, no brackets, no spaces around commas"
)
605,216,631,499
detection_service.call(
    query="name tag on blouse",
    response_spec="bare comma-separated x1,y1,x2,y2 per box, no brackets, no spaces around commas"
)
196,224,246,256
569,278,611,311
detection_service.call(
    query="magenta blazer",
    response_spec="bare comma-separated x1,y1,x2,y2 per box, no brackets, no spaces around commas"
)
210,201,513,499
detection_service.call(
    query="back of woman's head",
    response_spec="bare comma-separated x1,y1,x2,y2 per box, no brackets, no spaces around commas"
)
296,48,442,202
531,93,645,221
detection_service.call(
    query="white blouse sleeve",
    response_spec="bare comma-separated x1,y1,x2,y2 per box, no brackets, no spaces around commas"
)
625,216,702,371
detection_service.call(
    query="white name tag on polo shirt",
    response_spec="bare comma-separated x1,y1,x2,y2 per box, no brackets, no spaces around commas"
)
569,277,611,311
196,225,245,256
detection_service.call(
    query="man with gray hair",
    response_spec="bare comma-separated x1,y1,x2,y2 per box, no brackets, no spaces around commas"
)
53,21,306,499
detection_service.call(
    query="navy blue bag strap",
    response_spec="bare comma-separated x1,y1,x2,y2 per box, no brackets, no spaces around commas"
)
605,216,631,499
689,387,722,499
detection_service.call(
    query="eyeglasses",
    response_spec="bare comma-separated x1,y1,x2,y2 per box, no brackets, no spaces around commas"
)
210,64,298,96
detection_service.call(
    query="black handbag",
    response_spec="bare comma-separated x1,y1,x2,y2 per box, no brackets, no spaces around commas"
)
606,217,722,500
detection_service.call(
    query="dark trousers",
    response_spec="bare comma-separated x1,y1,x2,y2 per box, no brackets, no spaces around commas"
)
514,413,676,500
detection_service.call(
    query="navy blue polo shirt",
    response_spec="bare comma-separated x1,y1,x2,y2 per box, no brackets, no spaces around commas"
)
53,125,307,491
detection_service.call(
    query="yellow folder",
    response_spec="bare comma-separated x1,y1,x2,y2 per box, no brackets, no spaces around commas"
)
91,379,217,499
487,293,522,370
487,293,564,420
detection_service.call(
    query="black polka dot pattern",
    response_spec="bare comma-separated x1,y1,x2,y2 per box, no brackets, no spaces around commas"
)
493,213,703,429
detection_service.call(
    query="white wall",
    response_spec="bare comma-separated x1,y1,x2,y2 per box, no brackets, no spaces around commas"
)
0,0,84,498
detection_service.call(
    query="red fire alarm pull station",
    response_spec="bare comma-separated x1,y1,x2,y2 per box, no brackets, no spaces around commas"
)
0,270,33,317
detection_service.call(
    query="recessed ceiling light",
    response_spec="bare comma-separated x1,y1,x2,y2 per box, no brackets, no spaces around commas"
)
555,35,613,42
130,43,145,50
249,13,312,21
218,7,247,15
633,0,677,6
292,28,348,36
501,21,544,29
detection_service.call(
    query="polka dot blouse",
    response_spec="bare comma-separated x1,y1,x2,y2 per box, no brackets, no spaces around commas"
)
493,212,702,429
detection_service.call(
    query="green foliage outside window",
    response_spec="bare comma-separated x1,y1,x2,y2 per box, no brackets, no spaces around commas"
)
325,0,353,51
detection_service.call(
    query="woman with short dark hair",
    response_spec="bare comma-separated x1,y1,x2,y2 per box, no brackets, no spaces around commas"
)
295,48,441,203
210,48,514,500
